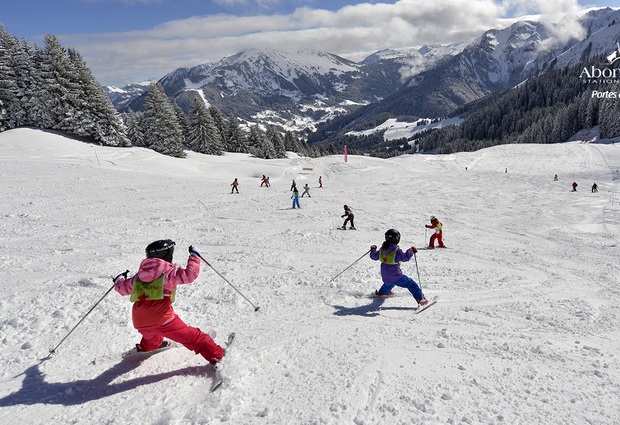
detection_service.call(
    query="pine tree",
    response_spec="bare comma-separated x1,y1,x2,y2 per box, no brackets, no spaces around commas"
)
283,131,301,153
40,35,73,129
266,125,287,158
0,27,29,128
187,97,223,155
209,106,226,148
23,44,55,128
142,82,185,157
173,104,188,145
599,83,620,139
64,48,130,146
585,95,600,128
249,125,276,159
123,109,145,146
247,125,263,150
225,115,248,153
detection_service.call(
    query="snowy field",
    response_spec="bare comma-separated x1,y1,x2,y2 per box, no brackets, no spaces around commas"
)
1,127,619,425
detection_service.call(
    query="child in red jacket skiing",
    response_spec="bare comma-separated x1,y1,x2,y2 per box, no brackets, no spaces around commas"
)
426,216,446,249
113,239,225,364
370,229,428,305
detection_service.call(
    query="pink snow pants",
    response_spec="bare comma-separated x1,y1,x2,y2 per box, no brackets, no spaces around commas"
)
137,315,224,364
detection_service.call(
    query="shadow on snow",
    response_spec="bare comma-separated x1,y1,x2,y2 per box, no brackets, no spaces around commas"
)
330,298,417,317
0,353,213,406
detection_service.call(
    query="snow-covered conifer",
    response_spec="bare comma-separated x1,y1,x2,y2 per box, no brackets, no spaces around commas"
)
187,97,223,155
266,125,287,158
209,106,226,148
250,126,276,159
142,82,185,157
173,104,188,145
225,115,248,153
0,27,33,128
63,48,130,146
123,109,145,146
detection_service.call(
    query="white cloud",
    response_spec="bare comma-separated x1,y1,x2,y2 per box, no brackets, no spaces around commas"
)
60,0,587,85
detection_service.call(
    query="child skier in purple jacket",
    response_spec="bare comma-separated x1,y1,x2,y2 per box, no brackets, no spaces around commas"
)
370,229,428,306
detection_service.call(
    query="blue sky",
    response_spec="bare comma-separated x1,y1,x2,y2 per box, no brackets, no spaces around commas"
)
2,0,620,85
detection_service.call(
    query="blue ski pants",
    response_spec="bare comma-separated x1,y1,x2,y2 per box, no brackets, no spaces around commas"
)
378,275,424,301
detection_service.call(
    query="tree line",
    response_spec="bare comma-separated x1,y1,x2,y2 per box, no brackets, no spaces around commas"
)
0,27,327,159
0,27,129,146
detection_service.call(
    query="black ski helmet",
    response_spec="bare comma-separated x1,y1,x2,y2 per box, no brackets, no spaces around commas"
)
384,229,401,244
145,239,175,263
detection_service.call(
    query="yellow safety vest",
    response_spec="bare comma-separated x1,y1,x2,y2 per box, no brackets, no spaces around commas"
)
130,275,176,303
379,248,401,267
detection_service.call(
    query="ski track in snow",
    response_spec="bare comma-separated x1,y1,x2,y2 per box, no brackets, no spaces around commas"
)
1,128,620,424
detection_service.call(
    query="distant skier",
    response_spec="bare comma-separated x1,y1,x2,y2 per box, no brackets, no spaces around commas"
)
260,175,269,187
230,178,239,194
592,183,598,193
554,174,558,181
301,183,311,197
425,215,446,249
370,229,428,306
319,176,323,188
572,182,578,192
341,204,355,230
291,186,300,209
113,240,225,365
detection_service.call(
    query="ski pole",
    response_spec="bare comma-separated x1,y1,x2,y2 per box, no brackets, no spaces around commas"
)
195,253,261,312
329,249,371,283
413,252,423,290
47,272,126,358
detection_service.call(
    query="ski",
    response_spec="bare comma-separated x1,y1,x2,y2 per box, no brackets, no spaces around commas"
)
211,332,237,392
354,292,406,299
92,341,177,365
124,340,176,357
416,296,439,314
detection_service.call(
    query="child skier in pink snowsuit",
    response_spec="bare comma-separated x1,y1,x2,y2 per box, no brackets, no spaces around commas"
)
113,239,224,364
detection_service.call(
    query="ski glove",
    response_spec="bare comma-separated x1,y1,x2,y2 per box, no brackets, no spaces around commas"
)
189,245,201,257
370,245,377,251
112,270,129,283
410,247,418,254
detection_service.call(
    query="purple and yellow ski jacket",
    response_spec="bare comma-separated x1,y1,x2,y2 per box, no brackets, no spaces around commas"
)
370,243,414,283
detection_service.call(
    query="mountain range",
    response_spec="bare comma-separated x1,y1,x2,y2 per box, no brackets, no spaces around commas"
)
104,7,620,139
103,45,463,132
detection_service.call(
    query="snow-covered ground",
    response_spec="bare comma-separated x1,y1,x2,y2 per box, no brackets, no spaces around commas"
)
347,117,464,141
1,128,619,425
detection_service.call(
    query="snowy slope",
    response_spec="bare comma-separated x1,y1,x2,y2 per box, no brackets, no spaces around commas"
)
1,128,620,425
